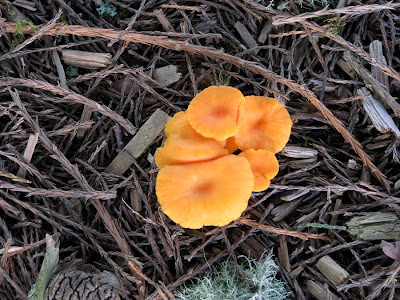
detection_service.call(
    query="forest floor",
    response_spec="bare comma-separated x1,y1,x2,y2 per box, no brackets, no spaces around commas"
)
1,0,400,299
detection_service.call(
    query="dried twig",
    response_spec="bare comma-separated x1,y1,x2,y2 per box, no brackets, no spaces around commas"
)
236,218,332,241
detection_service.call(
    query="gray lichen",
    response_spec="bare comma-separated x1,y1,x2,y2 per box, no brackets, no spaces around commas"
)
175,254,290,300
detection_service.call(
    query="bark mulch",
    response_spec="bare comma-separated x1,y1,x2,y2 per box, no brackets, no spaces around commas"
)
0,0,400,299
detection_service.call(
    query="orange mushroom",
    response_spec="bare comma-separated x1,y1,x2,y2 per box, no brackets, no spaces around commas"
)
235,96,292,153
155,111,228,168
224,136,239,153
156,155,254,229
187,86,245,141
239,149,279,192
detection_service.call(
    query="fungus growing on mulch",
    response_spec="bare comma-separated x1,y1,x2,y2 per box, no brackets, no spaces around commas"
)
155,111,228,168
187,85,245,141
156,155,254,229
155,86,292,229
235,96,292,153
239,149,279,192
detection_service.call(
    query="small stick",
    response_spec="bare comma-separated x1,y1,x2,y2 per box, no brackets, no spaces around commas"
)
316,255,350,286
236,218,332,241
16,132,39,178
106,109,170,175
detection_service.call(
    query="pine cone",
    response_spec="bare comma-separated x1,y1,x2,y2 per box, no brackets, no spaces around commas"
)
44,270,121,300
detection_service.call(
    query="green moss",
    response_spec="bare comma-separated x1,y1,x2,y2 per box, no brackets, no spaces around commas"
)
175,254,290,300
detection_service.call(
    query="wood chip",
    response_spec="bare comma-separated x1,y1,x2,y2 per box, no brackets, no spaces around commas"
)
278,235,291,272
344,52,400,117
346,212,400,240
281,146,318,158
369,40,389,91
316,255,350,286
17,132,39,178
105,109,170,175
258,21,272,44
329,199,342,226
61,50,112,69
147,65,182,87
358,87,400,137
306,280,341,300
234,22,259,54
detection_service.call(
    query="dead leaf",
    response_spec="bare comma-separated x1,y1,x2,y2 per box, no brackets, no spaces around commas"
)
381,240,400,261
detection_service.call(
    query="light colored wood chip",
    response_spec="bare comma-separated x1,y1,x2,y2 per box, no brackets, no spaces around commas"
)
346,212,400,240
306,280,341,300
358,87,400,137
150,65,182,87
316,255,350,286
61,50,112,69
369,40,389,91
234,21,259,54
281,146,318,158
105,109,170,175
17,132,39,178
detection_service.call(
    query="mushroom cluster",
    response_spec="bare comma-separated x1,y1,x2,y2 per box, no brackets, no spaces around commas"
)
155,86,292,229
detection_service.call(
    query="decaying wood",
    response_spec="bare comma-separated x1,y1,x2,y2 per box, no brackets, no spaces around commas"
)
316,255,350,286
106,109,170,175
346,213,400,241
306,280,341,300
357,87,400,137
61,50,112,69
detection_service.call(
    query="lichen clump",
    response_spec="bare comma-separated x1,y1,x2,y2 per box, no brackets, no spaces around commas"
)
174,254,291,300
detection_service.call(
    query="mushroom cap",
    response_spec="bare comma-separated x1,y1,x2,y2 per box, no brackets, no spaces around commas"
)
155,112,228,168
239,149,279,192
235,96,292,153
187,86,245,141
156,155,254,229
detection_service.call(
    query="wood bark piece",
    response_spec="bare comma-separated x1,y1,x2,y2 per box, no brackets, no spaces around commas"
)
150,65,182,87
346,212,400,240
306,280,341,300
281,146,318,158
61,50,112,69
344,52,400,117
369,40,389,91
234,22,259,54
316,255,350,286
278,235,291,272
357,87,400,137
106,109,170,175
